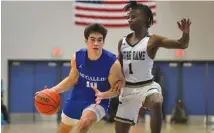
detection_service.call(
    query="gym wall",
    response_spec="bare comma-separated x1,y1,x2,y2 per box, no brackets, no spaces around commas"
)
2,1,214,108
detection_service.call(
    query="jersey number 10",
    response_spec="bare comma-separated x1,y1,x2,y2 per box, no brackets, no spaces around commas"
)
128,63,133,74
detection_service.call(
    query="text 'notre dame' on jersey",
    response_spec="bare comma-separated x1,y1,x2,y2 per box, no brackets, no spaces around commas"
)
122,51,146,60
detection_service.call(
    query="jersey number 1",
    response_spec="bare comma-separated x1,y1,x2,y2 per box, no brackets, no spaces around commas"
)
128,63,133,74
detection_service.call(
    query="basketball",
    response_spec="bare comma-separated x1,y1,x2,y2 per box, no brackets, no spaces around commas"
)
35,89,61,115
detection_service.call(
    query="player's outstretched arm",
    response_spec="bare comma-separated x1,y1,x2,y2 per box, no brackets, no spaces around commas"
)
153,18,191,49
51,55,79,93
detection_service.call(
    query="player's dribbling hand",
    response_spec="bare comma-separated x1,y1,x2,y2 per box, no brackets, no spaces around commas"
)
35,86,48,95
35,86,57,95
92,86,104,107
177,18,191,33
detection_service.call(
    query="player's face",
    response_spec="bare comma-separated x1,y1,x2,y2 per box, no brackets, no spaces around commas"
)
86,32,104,53
126,9,147,31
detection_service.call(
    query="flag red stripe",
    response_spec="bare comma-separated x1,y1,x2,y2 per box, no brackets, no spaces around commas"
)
75,5,156,12
103,1,129,4
75,12,156,20
103,0,149,4
75,14,125,19
75,21,129,28
76,0,149,5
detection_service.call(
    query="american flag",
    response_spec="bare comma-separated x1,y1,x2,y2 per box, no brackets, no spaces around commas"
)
73,0,157,28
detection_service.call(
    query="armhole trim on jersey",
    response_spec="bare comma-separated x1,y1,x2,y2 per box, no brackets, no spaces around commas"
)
145,35,154,61
119,38,125,51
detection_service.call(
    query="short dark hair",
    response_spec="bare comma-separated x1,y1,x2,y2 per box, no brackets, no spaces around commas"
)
124,1,154,28
84,23,108,40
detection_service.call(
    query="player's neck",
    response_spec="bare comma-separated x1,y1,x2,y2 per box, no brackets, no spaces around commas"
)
87,49,103,61
133,29,148,39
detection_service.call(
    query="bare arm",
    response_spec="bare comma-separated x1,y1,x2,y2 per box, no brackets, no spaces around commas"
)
117,39,123,67
154,33,190,49
101,59,125,99
153,18,191,49
51,55,79,93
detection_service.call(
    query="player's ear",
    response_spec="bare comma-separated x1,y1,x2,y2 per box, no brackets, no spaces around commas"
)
85,39,87,44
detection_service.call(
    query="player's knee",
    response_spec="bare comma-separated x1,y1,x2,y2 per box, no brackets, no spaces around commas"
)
153,99,162,109
78,117,93,130
151,94,163,110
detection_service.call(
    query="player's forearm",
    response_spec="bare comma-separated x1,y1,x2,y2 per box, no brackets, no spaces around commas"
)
102,78,125,99
178,32,189,49
52,77,76,93
102,89,119,99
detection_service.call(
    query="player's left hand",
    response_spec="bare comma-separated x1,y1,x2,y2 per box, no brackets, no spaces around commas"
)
92,86,104,107
177,18,191,33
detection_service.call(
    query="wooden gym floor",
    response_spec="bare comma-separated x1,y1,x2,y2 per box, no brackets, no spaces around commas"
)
2,121,214,133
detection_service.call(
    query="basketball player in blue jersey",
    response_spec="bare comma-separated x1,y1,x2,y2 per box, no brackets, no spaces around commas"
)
114,1,191,133
41,23,125,133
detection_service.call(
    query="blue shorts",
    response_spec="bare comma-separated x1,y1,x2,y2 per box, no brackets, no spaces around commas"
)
63,99,91,119
62,98,107,125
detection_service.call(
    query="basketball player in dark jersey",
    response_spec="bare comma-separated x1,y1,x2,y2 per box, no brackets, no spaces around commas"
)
114,1,191,133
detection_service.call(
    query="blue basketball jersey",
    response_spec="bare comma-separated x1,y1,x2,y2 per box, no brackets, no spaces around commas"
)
63,48,117,119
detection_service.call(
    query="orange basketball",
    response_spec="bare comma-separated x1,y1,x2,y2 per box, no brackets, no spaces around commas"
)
35,89,61,115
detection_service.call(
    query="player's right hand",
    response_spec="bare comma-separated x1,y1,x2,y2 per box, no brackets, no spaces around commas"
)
35,86,49,95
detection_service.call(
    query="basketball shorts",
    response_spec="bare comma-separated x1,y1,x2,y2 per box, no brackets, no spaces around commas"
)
61,99,106,126
115,81,162,125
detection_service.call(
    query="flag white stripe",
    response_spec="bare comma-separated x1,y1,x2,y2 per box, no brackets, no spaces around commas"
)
74,9,156,17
